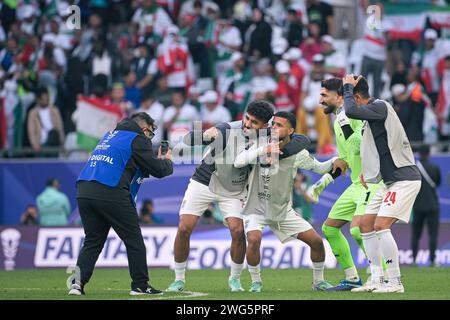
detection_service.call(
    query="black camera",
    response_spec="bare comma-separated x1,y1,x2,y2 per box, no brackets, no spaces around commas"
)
160,140,169,155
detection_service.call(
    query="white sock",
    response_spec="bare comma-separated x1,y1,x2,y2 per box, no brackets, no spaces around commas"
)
344,266,359,281
377,229,401,283
174,261,187,281
362,231,383,283
248,264,262,283
312,262,324,285
230,261,244,280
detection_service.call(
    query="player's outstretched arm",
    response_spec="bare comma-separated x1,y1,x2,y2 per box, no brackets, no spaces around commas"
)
304,157,346,204
182,123,230,146
293,149,338,174
234,141,278,168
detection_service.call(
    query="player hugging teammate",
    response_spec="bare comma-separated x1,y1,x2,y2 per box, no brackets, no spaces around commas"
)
170,76,420,294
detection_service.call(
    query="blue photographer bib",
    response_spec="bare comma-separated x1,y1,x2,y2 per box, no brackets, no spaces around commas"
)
78,130,142,192
130,169,145,205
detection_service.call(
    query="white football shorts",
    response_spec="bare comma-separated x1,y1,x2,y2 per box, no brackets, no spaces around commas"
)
365,180,422,223
243,209,313,243
179,179,244,224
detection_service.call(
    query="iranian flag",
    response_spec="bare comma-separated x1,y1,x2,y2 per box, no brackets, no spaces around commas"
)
384,3,429,43
428,6,450,29
73,96,123,151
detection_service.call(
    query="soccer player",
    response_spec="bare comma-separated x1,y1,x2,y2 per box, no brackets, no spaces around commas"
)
166,101,308,292
307,78,383,291
234,111,347,292
343,75,421,293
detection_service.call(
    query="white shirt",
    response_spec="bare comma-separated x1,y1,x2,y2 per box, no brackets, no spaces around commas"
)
38,107,54,144
363,20,387,61
219,25,242,48
92,52,112,76
158,40,194,88
422,48,441,92
324,50,346,69
137,101,165,144
163,104,200,145
201,104,232,126
251,76,278,93
132,7,173,37
147,59,158,75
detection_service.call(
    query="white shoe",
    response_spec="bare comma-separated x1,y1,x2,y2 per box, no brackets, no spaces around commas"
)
373,277,404,293
350,283,379,292
373,283,404,293
364,275,372,286
351,277,383,292
68,283,84,296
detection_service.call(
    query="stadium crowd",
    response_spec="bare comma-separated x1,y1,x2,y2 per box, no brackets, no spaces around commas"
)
0,0,450,158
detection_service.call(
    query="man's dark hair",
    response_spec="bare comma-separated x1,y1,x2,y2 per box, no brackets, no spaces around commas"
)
194,0,202,9
36,86,49,99
131,112,155,127
246,100,274,123
46,178,58,187
143,199,153,207
141,199,154,215
274,111,297,130
321,78,343,96
172,88,185,97
141,91,153,102
353,76,370,99
92,74,108,98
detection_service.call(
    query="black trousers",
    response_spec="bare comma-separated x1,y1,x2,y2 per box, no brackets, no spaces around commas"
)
361,56,384,99
76,198,149,290
411,210,440,263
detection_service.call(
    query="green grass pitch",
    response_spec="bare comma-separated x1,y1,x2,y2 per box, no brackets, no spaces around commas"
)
1,267,449,300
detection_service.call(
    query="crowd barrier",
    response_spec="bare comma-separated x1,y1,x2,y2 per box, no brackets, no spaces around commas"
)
1,157,449,225
1,223,449,270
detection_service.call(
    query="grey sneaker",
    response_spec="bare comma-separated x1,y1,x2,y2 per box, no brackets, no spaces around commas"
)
249,281,262,292
68,283,85,296
312,280,334,291
166,280,185,292
228,277,244,292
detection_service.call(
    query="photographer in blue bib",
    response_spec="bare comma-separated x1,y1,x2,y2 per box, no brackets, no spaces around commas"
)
69,112,173,296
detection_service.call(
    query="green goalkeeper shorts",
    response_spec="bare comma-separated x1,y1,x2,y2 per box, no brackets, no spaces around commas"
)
328,182,382,221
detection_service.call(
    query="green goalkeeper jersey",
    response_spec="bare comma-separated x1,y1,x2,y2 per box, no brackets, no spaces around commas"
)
333,111,364,185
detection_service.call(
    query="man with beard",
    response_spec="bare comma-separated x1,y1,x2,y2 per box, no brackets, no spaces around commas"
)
307,78,384,291
166,100,309,293
234,111,346,292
